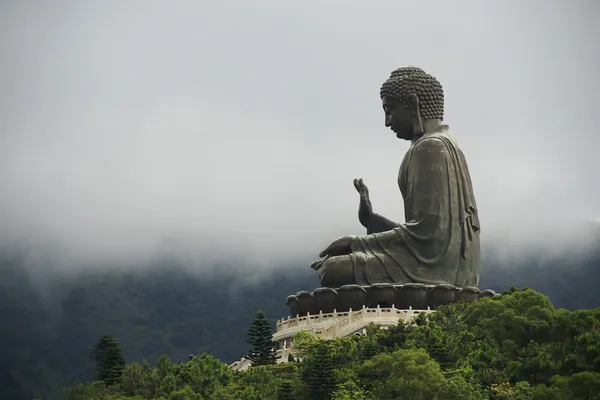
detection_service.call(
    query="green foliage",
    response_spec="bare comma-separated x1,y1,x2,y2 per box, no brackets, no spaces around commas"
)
277,380,294,400
300,340,336,400
330,379,368,400
232,365,279,398
358,348,446,399
63,381,119,400
3,237,600,400
533,372,600,400
245,311,277,366
441,374,487,400
52,287,600,400
175,353,232,398
90,334,126,386
167,385,202,400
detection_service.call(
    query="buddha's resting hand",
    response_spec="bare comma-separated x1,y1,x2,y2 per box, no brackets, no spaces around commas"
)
310,258,326,271
310,235,359,271
354,178,372,228
319,235,358,258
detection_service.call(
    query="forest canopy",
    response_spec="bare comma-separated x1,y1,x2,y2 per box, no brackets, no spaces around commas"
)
64,287,600,400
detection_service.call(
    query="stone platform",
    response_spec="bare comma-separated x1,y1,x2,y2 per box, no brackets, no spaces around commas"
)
285,283,497,317
272,305,434,363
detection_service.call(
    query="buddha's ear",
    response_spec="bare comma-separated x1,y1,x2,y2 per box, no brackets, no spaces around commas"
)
406,93,424,136
406,93,420,114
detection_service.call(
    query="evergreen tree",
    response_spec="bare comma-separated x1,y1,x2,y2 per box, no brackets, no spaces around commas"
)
305,341,336,400
358,335,379,362
428,340,455,371
89,333,126,385
245,310,277,366
278,380,294,400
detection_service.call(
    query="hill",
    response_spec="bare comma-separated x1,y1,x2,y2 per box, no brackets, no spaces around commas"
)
1,234,599,399
65,287,600,399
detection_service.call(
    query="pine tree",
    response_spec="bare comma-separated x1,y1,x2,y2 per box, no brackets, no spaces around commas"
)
90,333,126,385
245,310,277,366
278,380,294,400
305,341,336,400
358,335,379,362
428,340,454,371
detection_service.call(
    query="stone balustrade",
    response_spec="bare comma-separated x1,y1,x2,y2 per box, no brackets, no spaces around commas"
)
275,305,432,333
272,305,436,353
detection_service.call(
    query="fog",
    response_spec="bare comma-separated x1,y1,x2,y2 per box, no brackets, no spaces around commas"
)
1,0,599,272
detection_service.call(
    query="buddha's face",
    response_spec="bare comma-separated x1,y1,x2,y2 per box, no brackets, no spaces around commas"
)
382,96,413,140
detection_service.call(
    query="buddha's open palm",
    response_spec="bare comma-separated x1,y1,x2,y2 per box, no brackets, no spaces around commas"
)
354,178,372,228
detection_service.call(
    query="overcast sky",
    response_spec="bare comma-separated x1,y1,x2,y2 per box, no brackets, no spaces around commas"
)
1,0,599,270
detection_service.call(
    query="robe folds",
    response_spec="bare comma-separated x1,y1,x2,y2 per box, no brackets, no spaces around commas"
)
319,126,481,288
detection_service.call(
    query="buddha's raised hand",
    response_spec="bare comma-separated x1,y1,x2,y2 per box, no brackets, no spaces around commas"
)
353,178,372,228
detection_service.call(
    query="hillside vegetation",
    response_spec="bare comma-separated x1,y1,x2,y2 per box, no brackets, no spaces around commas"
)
65,288,600,399
1,237,599,399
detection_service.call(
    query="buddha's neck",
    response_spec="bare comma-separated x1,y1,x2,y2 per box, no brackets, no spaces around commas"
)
411,119,445,142
423,119,444,132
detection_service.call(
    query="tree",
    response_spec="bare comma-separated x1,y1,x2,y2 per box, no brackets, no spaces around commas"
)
278,381,294,400
358,348,446,399
331,380,368,400
63,381,117,400
90,334,126,386
535,372,600,400
304,341,336,400
233,365,279,399
245,311,277,366
176,353,232,398
119,360,160,398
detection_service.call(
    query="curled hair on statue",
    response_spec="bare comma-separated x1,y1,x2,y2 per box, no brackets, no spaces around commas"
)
380,66,445,121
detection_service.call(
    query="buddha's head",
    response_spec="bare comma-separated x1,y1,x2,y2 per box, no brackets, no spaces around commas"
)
380,66,444,140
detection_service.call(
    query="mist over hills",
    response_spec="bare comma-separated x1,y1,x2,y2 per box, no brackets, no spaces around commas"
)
1,2,598,399
1,226,600,400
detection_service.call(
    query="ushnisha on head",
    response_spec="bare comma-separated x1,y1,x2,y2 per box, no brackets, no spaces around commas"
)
380,66,445,140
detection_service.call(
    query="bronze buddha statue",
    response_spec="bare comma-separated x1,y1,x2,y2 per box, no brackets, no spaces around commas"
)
310,66,481,289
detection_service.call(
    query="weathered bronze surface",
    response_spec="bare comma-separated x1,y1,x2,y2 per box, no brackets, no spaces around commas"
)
311,66,481,289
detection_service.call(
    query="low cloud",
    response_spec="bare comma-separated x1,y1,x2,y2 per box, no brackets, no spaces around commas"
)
1,0,598,273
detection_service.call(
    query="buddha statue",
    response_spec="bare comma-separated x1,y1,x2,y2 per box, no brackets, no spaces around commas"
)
310,66,481,289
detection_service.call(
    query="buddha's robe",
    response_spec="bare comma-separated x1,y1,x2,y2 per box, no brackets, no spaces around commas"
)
319,126,481,288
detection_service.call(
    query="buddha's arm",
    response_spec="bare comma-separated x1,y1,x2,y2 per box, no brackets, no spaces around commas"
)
366,213,400,234
360,137,451,246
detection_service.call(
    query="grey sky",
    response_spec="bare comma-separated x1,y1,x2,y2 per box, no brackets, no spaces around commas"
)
1,1,599,269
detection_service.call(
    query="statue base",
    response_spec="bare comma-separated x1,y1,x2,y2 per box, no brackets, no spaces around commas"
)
267,284,496,365
285,283,497,317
